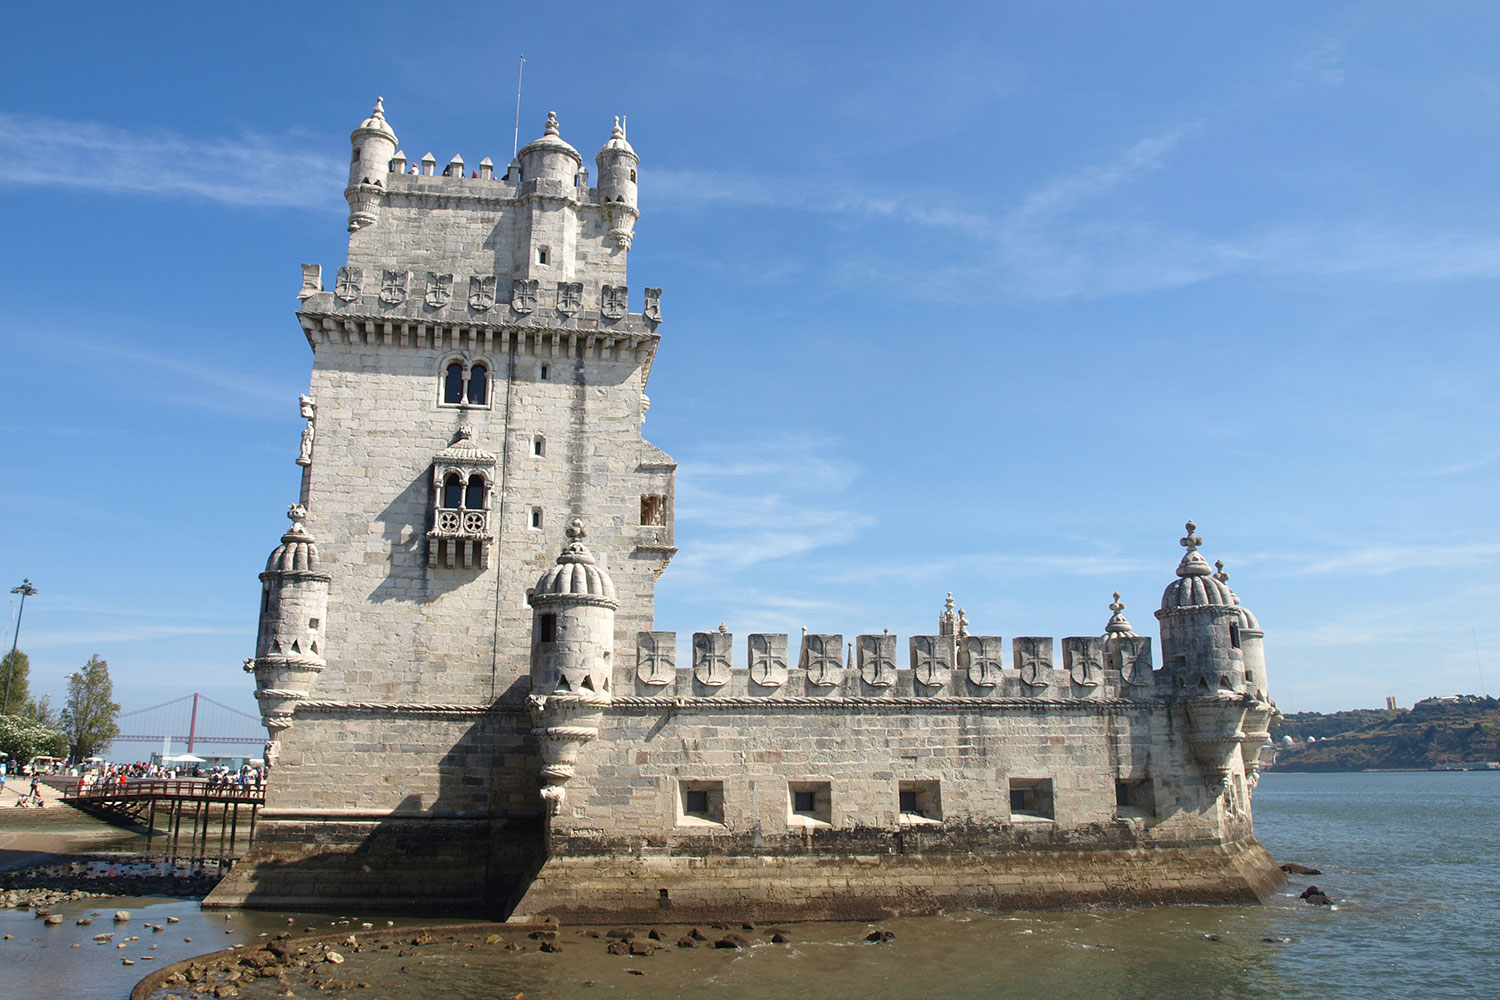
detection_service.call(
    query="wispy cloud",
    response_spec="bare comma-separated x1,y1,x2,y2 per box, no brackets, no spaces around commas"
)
22,624,245,650
1420,449,1500,478
0,111,344,208
1298,542,1500,577
657,118,1500,302
669,435,876,579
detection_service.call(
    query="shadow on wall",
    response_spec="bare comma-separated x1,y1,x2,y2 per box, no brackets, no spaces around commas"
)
368,472,472,605
214,705,549,918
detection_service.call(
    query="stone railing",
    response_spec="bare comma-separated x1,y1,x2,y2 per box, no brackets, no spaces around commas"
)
430,507,488,537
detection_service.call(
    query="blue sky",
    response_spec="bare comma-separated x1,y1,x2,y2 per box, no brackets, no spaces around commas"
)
2,2,1498,742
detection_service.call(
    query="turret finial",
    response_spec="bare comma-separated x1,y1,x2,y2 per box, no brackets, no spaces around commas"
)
611,115,623,139
287,503,308,524
1175,520,1212,577
544,110,559,136
718,622,728,634
1213,559,1229,583
565,517,585,542
372,97,385,119
1105,591,1135,635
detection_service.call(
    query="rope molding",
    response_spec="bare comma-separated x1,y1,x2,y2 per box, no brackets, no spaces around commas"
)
294,696,1166,717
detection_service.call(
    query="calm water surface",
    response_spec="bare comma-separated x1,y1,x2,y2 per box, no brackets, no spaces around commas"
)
3,771,1497,999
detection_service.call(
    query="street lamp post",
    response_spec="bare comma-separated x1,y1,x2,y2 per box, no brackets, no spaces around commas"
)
4,579,37,716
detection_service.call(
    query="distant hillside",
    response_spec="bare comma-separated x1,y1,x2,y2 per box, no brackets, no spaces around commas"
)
1269,696,1500,771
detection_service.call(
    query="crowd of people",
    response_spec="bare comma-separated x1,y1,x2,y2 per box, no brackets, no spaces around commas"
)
71,759,268,795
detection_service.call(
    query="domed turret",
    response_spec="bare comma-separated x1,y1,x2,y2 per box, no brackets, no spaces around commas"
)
1155,521,1245,695
518,111,583,185
596,117,639,250
250,504,331,746
1154,522,1251,796
346,97,399,232
527,519,618,816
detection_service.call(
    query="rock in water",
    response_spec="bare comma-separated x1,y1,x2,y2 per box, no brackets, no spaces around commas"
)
1281,862,1322,875
113,911,131,922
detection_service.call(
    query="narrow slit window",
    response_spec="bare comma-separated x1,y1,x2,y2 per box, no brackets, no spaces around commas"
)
467,364,488,405
539,364,549,381
531,507,543,529
532,435,546,457
539,613,557,643
537,248,549,265
1229,623,1242,649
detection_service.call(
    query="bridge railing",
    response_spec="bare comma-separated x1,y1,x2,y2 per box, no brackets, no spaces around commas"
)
66,778,264,802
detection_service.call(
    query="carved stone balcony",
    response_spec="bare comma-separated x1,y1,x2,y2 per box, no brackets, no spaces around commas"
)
427,507,491,569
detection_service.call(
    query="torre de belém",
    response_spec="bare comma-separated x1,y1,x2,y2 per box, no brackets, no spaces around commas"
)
209,99,1286,919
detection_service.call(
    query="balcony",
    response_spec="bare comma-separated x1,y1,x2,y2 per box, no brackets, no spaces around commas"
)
428,507,491,569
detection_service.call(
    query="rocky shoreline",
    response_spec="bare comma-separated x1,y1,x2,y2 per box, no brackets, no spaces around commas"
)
1,853,224,906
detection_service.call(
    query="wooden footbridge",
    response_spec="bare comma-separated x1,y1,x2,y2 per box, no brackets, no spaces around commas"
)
61,778,264,858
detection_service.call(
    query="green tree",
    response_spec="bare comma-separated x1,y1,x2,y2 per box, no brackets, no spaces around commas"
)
1,648,29,715
60,654,120,761
0,714,66,767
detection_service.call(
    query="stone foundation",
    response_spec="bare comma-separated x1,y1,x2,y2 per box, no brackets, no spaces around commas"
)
512,836,1284,924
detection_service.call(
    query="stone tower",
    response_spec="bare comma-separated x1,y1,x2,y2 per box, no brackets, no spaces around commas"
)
220,100,675,912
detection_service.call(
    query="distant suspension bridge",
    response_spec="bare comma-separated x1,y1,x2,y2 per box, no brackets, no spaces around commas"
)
105,692,267,756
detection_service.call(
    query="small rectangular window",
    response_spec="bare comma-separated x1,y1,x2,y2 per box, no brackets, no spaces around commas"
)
1115,778,1155,818
539,613,557,643
788,781,831,825
537,248,549,264
640,494,666,526
899,780,942,822
678,780,724,826
533,436,546,457
531,507,543,529
308,618,319,630
1008,778,1054,821
540,364,549,381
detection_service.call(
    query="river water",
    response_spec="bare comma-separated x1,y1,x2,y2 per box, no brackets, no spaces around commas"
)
2,771,1497,1000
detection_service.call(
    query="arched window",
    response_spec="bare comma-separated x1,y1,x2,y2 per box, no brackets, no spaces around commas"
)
442,473,463,509
465,474,485,510
444,362,464,404
467,364,487,405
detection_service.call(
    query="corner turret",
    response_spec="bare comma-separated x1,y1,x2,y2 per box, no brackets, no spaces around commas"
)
596,116,639,250
346,97,398,232
518,110,583,185
248,504,331,759
527,519,617,816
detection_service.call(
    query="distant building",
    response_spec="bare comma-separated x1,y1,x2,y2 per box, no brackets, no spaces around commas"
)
1386,695,1399,711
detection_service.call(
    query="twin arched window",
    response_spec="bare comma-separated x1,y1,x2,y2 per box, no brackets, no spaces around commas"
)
442,360,489,406
441,473,489,510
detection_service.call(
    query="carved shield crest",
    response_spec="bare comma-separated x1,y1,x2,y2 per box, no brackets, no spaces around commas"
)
910,635,952,688
557,281,583,316
692,630,731,688
334,266,362,302
1064,636,1104,689
636,631,675,687
379,269,408,305
511,278,538,313
801,633,843,688
644,287,662,322
748,633,788,688
965,636,1004,688
1015,636,1055,689
425,272,453,309
858,634,897,688
601,284,628,320
1117,635,1155,687
468,275,496,311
